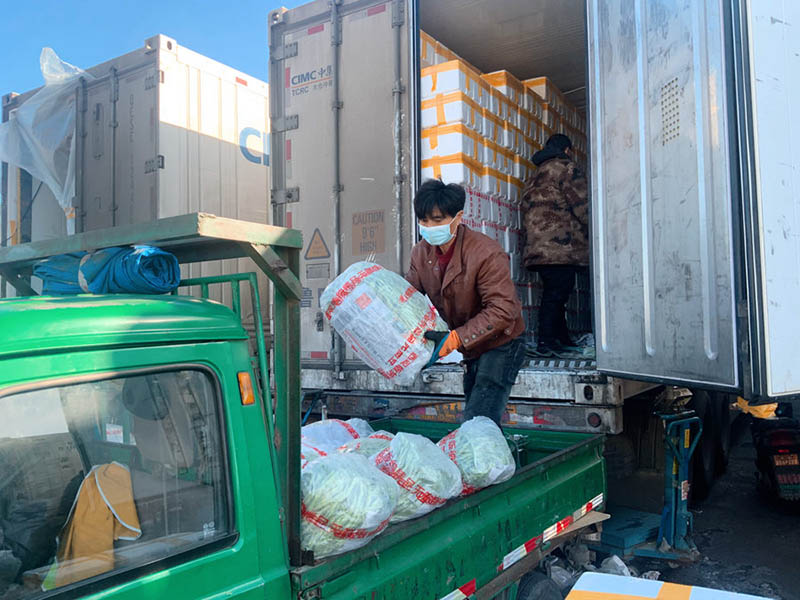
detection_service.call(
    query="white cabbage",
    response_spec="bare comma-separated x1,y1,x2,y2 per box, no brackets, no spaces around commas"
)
438,416,515,494
374,432,462,522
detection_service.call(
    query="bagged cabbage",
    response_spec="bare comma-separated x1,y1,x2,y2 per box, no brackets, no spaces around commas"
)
338,431,395,458
374,432,462,522
438,416,515,495
301,453,398,558
321,262,448,386
301,418,374,452
301,441,328,469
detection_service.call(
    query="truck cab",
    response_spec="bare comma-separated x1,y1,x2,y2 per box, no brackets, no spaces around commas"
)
0,214,607,599
0,294,291,598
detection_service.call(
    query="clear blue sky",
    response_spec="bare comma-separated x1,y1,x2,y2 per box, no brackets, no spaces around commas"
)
0,0,308,95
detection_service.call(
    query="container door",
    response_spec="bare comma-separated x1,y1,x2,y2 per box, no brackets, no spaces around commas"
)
738,1,800,398
587,0,739,388
269,0,417,368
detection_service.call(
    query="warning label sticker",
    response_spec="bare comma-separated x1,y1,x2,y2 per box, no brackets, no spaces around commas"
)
352,210,385,256
305,228,331,260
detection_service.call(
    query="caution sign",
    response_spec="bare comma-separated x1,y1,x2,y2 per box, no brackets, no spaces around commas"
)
352,210,385,256
305,228,331,260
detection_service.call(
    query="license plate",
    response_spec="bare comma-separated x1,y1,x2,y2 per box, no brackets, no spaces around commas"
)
774,454,799,466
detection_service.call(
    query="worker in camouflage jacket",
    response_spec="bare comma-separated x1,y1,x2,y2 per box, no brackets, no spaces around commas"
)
521,134,589,356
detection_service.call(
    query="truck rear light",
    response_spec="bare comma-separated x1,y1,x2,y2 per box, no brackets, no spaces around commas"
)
767,430,800,447
238,371,255,405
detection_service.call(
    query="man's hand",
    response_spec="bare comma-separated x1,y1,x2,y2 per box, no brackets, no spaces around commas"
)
424,330,461,358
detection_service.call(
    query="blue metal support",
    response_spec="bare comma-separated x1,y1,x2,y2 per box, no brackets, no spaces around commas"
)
588,410,702,562
657,412,702,553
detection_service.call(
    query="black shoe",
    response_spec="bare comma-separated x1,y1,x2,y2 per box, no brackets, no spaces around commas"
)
533,342,561,357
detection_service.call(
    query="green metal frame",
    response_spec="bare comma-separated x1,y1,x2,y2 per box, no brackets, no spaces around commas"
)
0,212,306,565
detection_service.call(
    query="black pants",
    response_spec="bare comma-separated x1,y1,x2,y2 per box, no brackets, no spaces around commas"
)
537,265,578,347
462,336,527,426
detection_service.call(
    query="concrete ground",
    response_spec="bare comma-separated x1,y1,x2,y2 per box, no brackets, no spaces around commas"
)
631,416,800,599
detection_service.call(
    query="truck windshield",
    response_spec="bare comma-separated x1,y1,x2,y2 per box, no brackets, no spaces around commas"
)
0,369,231,597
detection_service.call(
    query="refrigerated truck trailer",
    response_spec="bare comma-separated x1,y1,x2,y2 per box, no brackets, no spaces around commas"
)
270,0,799,450
1,34,271,333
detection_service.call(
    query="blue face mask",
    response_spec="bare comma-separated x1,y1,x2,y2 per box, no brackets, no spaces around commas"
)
419,217,457,246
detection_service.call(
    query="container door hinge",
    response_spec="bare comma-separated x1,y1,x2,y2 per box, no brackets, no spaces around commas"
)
272,187,300,205
109,68,119,103
392,0,405,27
273,115,299,133
145,155,165,173
271,42,298,62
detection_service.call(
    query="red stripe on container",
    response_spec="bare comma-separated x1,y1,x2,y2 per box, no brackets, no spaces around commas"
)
285,67,291,88
308,24,324,35
310,351,328,359
235,76,248,86
367,3,386,16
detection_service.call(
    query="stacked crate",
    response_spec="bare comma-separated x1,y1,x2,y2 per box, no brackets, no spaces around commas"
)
523,76,588,168
419,32,589,344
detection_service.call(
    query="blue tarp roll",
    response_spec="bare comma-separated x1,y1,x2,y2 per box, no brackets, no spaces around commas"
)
34,245,181,295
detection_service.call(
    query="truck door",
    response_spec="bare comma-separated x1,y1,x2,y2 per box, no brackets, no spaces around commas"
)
734,1,800,398
587,0,740,390
268,0,417,369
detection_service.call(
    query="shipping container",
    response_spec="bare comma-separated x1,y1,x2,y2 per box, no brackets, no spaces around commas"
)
273,0,800,431
269,0,646,434
1,34,271,334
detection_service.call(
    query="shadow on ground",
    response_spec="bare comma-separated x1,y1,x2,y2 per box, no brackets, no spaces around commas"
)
630,416,800,599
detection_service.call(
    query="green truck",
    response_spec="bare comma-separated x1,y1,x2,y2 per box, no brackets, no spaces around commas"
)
0,214,605,599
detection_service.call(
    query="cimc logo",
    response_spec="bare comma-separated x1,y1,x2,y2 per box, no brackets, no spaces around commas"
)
239,128,269,166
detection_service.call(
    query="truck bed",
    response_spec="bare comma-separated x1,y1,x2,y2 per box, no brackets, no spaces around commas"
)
290,419,605,599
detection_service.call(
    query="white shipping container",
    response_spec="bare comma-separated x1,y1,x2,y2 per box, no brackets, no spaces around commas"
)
1,35,271,331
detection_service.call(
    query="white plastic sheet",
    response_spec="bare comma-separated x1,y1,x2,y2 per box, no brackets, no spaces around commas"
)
300,453,398,558
0,48,93,234
301,418,374,453
438,416,515,495
300,441,329,469
321,262,448,386
337,431,395,458
374,432,462,522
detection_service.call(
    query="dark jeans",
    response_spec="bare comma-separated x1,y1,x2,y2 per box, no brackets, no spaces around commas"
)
462,336,527,426
537,265,578,347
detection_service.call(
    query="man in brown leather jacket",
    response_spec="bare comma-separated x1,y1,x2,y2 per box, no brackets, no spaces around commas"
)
406,179,526,426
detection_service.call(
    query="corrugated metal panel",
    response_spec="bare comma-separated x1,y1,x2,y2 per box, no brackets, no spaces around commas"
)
588,0,738,388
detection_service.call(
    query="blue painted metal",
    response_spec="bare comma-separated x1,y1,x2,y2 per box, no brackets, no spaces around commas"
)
658,412,702,552
590,411,702,561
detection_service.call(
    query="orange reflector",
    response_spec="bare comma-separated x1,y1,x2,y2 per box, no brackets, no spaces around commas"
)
238,372,255,405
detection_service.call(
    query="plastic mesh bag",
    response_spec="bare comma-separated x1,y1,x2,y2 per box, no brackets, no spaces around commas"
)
321,262,448,386
301,418,374,452
438,416,515,495
374,432,462,522
338,431,395,458
301,441,329,469
301,453,398,559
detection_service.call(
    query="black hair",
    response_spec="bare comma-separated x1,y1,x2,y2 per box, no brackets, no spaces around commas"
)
545,133,572,151
413,179,466,220
531,134,573,166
